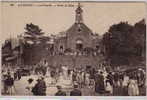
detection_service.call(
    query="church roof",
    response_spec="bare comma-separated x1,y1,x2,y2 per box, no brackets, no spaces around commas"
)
66,23,93,35
65,3,94,36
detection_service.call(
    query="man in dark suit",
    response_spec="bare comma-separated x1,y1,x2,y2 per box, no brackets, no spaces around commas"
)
70,84,82,96
55,85,66,96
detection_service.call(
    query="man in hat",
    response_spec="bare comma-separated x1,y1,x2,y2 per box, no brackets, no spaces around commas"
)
39,77,47,95
98,71,105,94
32,78,40,95
32,77,46,96
55,85,66,96
70,83,82,96
4,73,15,95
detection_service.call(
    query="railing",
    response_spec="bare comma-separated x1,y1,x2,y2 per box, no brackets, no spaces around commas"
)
47,51,102,57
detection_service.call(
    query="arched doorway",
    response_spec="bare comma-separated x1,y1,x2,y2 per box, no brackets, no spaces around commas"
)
76,39,83,50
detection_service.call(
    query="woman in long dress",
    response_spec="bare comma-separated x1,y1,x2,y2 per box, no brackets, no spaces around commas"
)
122,74,129,96
26,78,34,95
85,73,90,87
46,67,51,77
105,80,113,95
128,79,139,96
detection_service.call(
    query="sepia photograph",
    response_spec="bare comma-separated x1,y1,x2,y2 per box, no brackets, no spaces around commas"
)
1,1,146,96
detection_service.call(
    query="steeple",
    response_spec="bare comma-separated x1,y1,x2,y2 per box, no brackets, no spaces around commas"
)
75,3,83,23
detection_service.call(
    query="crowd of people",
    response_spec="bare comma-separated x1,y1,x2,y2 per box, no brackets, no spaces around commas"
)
1,61,146,96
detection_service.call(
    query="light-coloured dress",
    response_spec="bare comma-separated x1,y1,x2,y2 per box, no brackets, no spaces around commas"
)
25,83,34,95
128,79,139,96
105,82,113,94
85,73,90,86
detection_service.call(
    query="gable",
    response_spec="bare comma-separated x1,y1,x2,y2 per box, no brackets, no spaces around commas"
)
66,23,93,36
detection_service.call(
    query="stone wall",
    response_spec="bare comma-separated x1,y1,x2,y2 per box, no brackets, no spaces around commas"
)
45,55,101,68
23,39,102,67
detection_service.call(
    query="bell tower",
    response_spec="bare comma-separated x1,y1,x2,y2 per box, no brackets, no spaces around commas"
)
75,3,83,23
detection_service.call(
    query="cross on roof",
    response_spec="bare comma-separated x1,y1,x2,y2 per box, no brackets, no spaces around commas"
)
78,2,83,8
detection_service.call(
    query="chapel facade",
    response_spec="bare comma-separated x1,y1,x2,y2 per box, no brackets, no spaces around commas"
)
54,3,100,54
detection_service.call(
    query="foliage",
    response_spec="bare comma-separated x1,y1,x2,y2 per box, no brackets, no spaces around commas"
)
24,23,45,45
102,19,146,66
25,23,44,36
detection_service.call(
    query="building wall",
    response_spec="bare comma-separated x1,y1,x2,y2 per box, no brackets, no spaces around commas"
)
54,37,67,53
66,24,93,51
23,44,49,65
46,55,101,69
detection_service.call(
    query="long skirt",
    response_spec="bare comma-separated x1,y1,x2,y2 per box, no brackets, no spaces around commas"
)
128,84,139,96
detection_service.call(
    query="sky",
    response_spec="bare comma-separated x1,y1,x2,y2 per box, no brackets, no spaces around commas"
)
1,2,146,42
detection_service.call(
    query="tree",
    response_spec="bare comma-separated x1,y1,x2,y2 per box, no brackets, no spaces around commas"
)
24,23,45,45
25,23,44,36
133,19,146,57
23,23,46,65
102,19,146,66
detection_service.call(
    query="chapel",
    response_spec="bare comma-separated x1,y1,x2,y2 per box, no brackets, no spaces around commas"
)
54,3,100,53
